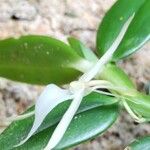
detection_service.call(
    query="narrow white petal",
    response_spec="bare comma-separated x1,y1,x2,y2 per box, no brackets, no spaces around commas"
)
15,84,73,147
80,14,135,82
44,88,85,150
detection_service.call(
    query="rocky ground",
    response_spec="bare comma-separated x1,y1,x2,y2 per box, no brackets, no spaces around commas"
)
0,0,150,150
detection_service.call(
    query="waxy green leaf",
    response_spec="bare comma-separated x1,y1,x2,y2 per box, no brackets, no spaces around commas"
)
0,92,118,150
113,0,150,60
0,35,87,85
99,63,135,90
127,92,150,120
68,37,98,62
96,0,149,60
126,136,150,150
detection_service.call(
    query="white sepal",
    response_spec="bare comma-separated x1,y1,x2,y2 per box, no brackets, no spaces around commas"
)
44,88,85,150
15,84,73,147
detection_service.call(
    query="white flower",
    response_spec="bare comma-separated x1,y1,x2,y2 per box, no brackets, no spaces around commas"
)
15,84,74,147
15,14,134,150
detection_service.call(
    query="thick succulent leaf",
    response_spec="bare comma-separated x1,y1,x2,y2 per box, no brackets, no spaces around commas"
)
19,105,118,150
99,63,135,90
68,37,98,62
127,92,150,120
126,136,150,150
68,37,84,58
96,0,148,60
0,35,86,85
113,0,150,60
0,92,118,150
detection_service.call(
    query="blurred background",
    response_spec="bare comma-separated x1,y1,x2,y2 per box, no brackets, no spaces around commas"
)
0,0,149,149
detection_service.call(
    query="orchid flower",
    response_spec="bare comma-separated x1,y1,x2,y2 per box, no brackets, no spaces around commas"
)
15,14,135,150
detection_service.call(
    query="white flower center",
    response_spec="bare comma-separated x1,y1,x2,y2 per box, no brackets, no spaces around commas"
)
69,81,86,94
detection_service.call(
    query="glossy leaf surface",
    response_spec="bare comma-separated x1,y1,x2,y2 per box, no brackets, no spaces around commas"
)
96,0,149,60
68,37,98,62
126,136,150,150
113,0,150,60
99,63,135,90
0,35,85,85
0,92,118,150
127,92,150,120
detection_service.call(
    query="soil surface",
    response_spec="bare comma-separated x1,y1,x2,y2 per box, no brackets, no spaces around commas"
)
0,0,150,150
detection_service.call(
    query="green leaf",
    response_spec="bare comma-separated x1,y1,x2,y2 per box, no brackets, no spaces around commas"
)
96,0,148,60
0,92,118,150
113,0,150,60
126,136,150,150
127,92,150,120
68,37,98,62
0,35,88,85
99,63,135,90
